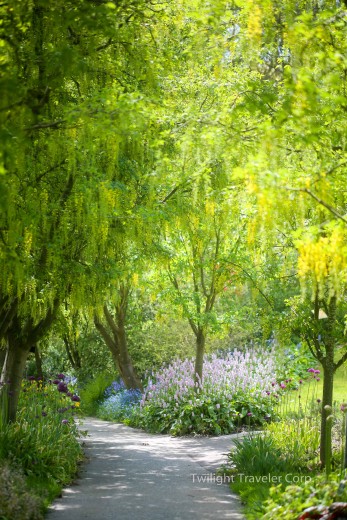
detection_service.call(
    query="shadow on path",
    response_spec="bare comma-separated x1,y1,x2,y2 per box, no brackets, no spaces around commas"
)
47,418,245,520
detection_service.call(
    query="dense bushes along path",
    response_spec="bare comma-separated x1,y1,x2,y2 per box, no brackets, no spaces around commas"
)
47,418,244,520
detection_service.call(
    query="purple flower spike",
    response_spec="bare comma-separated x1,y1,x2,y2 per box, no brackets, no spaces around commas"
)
247,412,252,416
317,399,321,403
57,373,65,380
52,379,60,385
61,419,69,425
41,411,47,417
71,395,81,402
28,376,36,381
308,368,315,373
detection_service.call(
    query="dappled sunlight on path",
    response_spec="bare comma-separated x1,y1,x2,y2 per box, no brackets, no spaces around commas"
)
47,418,245,520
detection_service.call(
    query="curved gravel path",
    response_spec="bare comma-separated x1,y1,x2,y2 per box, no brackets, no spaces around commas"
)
47,418,245,520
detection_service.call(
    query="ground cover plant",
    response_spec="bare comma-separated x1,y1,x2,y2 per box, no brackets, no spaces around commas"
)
0,374,83,518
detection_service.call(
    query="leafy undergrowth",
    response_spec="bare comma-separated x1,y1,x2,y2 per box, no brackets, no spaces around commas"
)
227,405,347,519
0,375,84,519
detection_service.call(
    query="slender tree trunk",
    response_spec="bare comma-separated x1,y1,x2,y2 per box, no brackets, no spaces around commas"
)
115,317,143,390
0,349,6,374
194,327,206,384
320,360,334,468
320,296,336,468
34,344,43,379
63,336,82,370
0,339,31,422
94,295,142,391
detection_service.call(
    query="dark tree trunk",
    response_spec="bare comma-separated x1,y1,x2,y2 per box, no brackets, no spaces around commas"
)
34,344,43,380
0,349,6,374
319,296,336,469
0,339,31,422
0,298,59,424
63,336,82,370
194,327,206,385
320,360,334,469
94,286,142,391
115,316,142,390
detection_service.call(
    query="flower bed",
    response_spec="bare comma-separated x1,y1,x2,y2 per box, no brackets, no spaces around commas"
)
131,348,283,435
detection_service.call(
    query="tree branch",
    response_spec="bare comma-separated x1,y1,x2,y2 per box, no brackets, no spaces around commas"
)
335,349,347,370
282,186,347,224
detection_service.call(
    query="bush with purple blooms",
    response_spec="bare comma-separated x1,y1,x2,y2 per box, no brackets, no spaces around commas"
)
130,349,287,435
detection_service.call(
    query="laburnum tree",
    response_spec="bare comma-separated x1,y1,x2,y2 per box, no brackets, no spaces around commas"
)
157,179,248,382
226,0,347,467
0,0,166,422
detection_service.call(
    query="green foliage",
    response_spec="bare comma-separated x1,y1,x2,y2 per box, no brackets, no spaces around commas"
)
1,380,83,484
263,472,347,519
0,462,43,520
132,392,244,436
129,350,281,435
229,434,297,478
266,419,320,471
79,372,115,416
228,430,319,520
275,343,317,382
0,377,83,517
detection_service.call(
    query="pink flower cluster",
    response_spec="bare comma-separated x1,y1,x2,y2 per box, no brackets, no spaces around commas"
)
141,348,278,409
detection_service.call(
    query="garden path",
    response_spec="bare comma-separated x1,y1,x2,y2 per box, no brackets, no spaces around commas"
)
47,418,245,520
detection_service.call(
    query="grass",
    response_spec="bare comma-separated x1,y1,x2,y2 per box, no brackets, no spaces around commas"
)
279,365,347,418
229,364,347,519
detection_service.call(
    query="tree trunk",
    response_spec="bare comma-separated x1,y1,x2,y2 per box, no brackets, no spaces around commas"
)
115,316,143,391
320,296,336,469
63,336,82,370
94,293,142,391
194,327,206,385
0,340,31,423
0,349,6,374
34,344,43,379
320,360,334,469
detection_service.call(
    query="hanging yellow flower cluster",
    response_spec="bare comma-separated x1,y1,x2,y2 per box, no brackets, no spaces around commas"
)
297,226,347,297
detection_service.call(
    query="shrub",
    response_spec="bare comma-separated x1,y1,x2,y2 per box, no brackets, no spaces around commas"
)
263,472,347,519
1,376,83,485
265,418,320,471
0,374,84,516
131,348,283,435
79,372,115,416
0,463,43,520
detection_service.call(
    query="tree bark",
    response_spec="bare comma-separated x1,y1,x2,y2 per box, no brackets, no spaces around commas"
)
34,344,43,379
94,288,142,391
114,312,142,390
194,327,206,385
0,339,31,422
63,336,82,370
0,348,6,374
319,296,336,468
